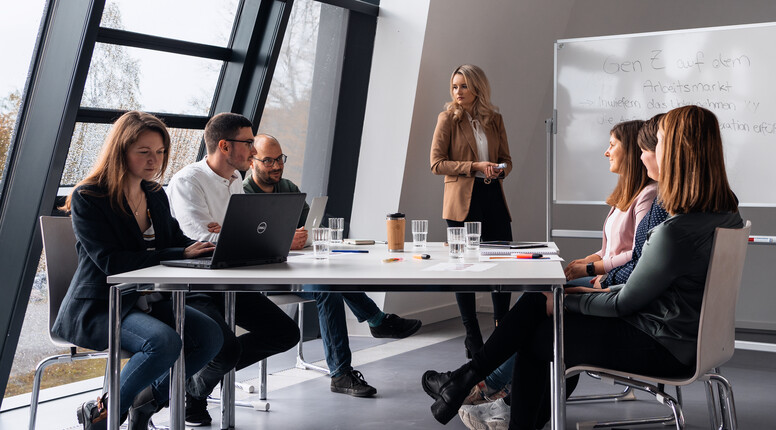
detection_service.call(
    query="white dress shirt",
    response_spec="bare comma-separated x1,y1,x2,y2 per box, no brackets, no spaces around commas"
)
167,158,243,242
466,112,489,178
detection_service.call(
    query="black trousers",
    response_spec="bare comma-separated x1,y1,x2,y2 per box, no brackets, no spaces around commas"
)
470,293,693,430
185,292,300,400
447,178,513,325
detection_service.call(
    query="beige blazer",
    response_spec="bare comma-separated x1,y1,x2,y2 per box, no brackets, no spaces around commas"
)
430,110,512,222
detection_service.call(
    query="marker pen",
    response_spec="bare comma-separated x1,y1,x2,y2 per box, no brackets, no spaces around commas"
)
382,257,403,263
413,254,431,260
749,236,776,244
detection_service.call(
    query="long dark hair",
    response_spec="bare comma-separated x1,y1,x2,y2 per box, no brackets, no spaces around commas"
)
63,111,170,214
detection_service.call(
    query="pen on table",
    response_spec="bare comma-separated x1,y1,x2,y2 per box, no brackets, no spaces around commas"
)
331,249,369,253
413,254,431,260
749,236,776,244
382,257,403,263
489,253,547,260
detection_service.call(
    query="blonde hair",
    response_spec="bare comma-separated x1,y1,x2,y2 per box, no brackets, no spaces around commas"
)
63,111,170,214
605,120,652,211
444,64,499,126
658,106,737,215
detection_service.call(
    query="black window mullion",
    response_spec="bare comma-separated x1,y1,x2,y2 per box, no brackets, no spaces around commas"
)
96,27,232,61
76,107,210,129
315,0,378,16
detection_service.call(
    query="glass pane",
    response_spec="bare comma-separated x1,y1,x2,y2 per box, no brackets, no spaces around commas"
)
101,0,240,47
80,42,221,115
0,0,47,197
5,253,109,399
61,122,204,186
258,0,321,186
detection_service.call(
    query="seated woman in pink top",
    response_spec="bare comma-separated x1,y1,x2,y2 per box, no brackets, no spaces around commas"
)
564,120,657,286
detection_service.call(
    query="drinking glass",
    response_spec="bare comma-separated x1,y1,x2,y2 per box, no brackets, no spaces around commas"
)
329,217,344,244
412,219,428,249
464,221,481,251
447,227,466,259
312,228,331,259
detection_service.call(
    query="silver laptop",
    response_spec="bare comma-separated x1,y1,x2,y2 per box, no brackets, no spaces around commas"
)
162,193,306,269
303,196,328,247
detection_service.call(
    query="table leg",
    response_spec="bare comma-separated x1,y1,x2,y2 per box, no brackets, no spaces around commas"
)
551,284,566,430
108,286,122,430
170,291,186,430
221,292,236,430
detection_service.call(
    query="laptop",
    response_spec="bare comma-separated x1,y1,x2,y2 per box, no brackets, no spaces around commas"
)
162,193,306,269
303,196,328,247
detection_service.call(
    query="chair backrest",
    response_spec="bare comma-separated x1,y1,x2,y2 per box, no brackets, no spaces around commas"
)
694,220,751,377
39,216,78,347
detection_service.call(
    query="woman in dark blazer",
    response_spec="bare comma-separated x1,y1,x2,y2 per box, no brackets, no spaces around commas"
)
53,111,222,430
430,64,513,358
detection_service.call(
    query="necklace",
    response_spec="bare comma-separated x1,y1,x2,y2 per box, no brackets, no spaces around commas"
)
127,192,145,216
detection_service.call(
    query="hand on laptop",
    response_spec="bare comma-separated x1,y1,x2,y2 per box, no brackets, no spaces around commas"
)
207,222,222,233
184,241,216,258
290,227,308,250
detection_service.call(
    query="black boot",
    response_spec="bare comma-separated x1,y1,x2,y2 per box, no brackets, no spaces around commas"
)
463,320,484,359
422,363,480,424
127,386,161,430
76,394,128,430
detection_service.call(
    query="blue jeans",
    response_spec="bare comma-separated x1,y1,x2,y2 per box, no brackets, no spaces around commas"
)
485,353,515,391
119,300,222,415
296,287,381,377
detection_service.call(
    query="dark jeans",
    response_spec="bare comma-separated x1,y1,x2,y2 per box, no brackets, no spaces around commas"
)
470,293,693,430
296,287,381,377
447,179,513,326
185,292,300,400
120,300,222,414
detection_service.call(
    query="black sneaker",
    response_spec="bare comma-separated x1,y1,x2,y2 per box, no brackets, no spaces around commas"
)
370,313,422,339
76,394,109,430
330,370,377,397
185,393,212,427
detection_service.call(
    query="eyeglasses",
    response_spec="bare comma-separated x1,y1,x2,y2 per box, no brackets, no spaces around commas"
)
224,139,255,149
253,154,287,167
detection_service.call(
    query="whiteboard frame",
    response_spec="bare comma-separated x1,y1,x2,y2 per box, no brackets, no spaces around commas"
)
552,21,776,208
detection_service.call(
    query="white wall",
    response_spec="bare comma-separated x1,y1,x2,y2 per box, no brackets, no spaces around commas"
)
349,0,776,331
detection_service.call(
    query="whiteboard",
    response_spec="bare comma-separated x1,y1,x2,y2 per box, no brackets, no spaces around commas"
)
554,22,776,207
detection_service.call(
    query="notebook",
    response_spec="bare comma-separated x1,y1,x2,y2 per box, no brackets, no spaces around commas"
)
162,193,306,269
303,196,328,247
480,241,550,249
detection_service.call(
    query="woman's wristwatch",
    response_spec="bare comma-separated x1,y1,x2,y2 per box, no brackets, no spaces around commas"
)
586,262,596,276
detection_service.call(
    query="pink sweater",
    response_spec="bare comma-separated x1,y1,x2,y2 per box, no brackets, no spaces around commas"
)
594,182,658,272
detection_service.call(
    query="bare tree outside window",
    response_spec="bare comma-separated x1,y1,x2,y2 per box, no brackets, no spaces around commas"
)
259,0,321,186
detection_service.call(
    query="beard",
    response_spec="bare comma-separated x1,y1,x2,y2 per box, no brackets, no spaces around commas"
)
258,168,282,186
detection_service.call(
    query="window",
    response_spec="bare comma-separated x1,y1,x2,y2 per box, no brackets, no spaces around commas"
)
258,0,322,186
0,0,47,196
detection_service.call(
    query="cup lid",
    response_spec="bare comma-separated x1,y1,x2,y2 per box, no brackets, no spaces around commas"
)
386,212,405,219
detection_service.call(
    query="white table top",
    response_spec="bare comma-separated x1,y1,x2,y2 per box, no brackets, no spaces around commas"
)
106,242,566,292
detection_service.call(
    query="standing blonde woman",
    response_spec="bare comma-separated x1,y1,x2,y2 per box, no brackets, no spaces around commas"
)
54,111,222,429
430,64,513,358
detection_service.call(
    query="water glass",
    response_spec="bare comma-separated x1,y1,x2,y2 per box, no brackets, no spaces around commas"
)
412,219,428,249
329,217,344,244
464,221,481,251
447,227,466,259
312,228,331,259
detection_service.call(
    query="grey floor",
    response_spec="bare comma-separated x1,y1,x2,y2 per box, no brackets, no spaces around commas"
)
3,317,776,429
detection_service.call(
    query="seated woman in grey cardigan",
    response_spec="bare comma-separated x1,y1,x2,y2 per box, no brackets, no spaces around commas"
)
422,105,743,430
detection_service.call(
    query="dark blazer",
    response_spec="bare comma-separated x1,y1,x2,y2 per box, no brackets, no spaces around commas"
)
52,181,195,351
430,110,513,221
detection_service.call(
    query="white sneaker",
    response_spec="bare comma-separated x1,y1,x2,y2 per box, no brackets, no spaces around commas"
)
458,398,510,430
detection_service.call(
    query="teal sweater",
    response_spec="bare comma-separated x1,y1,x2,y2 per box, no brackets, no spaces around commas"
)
243,176,310,228
565,211,743,366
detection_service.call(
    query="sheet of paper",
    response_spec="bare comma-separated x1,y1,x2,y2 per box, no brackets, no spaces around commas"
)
422,262,495,272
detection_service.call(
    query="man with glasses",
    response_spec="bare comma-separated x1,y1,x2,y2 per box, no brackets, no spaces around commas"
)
167,114,300,426
244,134,422,398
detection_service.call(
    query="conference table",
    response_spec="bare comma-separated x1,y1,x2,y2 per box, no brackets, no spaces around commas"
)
106,242,567,430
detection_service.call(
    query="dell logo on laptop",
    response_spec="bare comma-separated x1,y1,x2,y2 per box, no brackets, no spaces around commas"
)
256,222,268,234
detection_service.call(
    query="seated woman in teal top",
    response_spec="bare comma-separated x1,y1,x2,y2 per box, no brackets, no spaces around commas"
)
422,105,743,430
